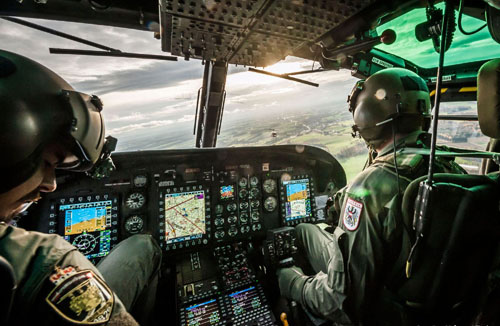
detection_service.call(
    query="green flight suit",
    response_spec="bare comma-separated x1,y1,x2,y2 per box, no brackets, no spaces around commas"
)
277,131,466,324
0,223,161,325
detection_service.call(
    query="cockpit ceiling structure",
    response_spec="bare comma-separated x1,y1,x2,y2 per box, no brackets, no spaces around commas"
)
160,0,376,67
1,0,381,67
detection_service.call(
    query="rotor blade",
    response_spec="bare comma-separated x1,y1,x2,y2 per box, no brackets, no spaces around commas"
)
49,48,178,61
1,16,119,52
248,68,319,87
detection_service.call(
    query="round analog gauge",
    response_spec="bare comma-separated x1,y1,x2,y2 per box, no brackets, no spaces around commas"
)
133,175,148,188
251,211,260,222
72,233,97,256
264,196,277,212
240,212,249,223
239,188,248,199
215,230,225,239
249,188,260,199
226,202,237,212
252,223,262,232
239,177,248,188
263,179,277,194
227,215,237,224
228,226,238,237
125,215,144,234
250,200,260,209
214,217,224,226
239,201,249,210
240,225,250,234
215,204,224,215
125,192,146,210
249,176,259,187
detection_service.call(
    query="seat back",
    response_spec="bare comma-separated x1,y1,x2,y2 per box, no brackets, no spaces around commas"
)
478,58,500,174
0,255,16,326
399,173,500,324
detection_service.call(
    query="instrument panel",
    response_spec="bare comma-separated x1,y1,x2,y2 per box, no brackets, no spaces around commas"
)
33,145,345,261
29,145,345,325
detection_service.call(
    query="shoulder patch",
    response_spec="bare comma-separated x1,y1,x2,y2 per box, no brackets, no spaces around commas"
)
46,267,114,324
343,198,363,231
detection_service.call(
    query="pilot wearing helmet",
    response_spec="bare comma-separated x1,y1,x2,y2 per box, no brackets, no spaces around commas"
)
0,50,161,326
277,68,465,324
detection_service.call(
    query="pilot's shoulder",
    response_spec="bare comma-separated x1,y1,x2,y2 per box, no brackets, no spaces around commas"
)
0,223,75,281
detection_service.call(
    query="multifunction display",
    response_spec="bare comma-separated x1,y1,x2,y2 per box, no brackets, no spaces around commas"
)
283,178,312,221
159,186,211,250
181,298,223,326
50,194,119,261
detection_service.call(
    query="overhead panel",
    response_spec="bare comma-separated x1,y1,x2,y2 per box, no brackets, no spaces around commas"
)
160,0,376,67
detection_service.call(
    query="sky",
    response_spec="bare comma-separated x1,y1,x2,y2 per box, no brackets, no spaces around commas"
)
0,17,357,151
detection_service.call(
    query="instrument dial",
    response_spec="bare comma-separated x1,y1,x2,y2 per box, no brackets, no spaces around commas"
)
133,175,147,188
239,188,248,199
240,225,250,234
227,215,237,224
250,200,260,209
249,176,259,187
264,196,277,212
125,192,146,210
251,211,260,222
239,201,249,210
72,233,97,256
240,212,249,223
263,179,277,194
228,226,238,237
215,230,225,239
125,215,144,234
214,217,224,226
226,202,237,212
239,177,248,188
251,223,262,232
249,188,260,199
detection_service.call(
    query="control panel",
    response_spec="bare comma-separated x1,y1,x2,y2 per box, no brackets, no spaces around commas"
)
33,145,345,259
28,145,346,326
263,227,298,268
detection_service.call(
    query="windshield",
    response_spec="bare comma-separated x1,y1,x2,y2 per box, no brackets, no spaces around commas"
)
0,17,491,181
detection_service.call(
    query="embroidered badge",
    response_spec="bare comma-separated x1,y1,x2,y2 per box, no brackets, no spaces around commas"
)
343,198,363,231
46,267,114,324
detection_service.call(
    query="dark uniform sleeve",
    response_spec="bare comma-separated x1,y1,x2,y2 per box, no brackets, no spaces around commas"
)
0,224,138,325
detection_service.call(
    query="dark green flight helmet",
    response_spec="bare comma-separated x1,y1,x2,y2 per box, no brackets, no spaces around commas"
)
0,50,106,193
347,68,431,147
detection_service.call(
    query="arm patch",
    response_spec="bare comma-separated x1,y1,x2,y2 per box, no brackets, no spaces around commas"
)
343,198,363,231
46,266,114,324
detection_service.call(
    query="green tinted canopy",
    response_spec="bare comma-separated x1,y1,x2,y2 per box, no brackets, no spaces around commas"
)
375,4,500,69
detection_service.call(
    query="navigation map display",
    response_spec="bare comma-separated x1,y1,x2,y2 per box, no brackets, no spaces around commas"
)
283,179,312,222
164,190,206,244
60,200,113,259
182,298,222,326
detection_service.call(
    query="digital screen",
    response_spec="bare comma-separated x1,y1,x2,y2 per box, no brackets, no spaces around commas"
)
184,299,221,326
228,286,263,317
283,179,312,221
164,190,206,244
60,200,113,259
220,185,234,200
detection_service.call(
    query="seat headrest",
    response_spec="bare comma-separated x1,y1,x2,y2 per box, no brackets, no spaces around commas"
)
477,58,500,138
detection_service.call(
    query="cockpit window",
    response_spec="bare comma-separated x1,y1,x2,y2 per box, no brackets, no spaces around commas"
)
375,4,499,69
438,102,489,174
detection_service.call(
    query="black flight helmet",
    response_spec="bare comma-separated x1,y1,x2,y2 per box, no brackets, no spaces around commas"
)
0,50,105,193
347,68,431,147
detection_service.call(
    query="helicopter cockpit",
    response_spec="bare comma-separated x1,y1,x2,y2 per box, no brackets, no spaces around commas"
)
1,0,500,325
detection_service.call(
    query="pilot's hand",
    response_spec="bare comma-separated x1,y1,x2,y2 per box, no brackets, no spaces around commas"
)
276,266,309,302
